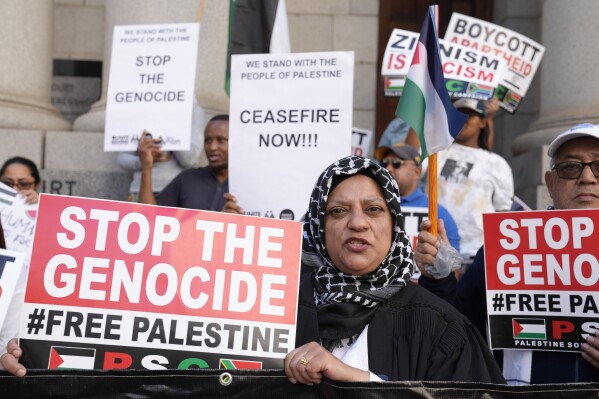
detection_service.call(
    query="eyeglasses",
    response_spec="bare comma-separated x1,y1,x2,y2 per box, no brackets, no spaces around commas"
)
380,159,403,169
552,160,599,179
380,158,416,170
0,180,35,190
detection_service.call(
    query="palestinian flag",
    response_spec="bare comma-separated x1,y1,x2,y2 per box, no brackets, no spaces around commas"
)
225,0,290,95
220,358,263,370
512,318,546,340
48,346,96,370
396,6,466,160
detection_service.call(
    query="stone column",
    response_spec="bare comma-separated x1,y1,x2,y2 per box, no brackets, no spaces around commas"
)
194,1,231,115
0,0,70,130
509,0,599,209
512,0,599,154
74,0,226,132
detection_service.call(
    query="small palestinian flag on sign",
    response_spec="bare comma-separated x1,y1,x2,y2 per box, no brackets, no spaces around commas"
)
220,358,263,370
512,318,546,340
48,346,96,370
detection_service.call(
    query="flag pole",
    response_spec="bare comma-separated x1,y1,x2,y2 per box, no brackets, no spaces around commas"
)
428,4,439,238
195,0,205,22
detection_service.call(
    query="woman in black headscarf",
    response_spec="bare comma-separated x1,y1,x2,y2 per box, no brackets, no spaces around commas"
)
285,156,504,384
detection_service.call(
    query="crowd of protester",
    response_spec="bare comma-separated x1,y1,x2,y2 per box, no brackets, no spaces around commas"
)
1,96,598,387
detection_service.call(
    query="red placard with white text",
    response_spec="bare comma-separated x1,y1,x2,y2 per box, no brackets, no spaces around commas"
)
484,210,599,353
19,194,302,370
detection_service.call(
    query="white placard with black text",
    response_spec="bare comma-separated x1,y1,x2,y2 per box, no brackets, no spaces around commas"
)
105,23,200,151
229,52,354,221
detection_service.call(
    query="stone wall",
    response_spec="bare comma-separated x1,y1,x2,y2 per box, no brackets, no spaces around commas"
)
6,0,578,210
5,0,382,203
287,0,379,136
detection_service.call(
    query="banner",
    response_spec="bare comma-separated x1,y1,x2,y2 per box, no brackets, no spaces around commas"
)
445,13,545,113
484,209,599,352
2,369,599,398
19,194,302,370
381,28,504,99
229,51,353,221
351,127,372,158
105,23,200,151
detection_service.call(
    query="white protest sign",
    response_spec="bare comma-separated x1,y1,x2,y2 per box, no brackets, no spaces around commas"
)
352,127,372,158
381,28,504,99
105,23,200,151
0,248,25,331
381,29,420,77
445,13,545,112
229,52,353,221
439,40,505,100
0,182,37,256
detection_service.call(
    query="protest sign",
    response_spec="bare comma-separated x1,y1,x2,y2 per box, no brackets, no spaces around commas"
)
351,127,372,158
484,209,599,352
0,248,25,330
445,13,545,113
0,182,37,255
381,28,504,99
19,194,302,370
439,40,505,100
229,52,353,221
105,23,200,151
381,29,420,78
402,206,431,281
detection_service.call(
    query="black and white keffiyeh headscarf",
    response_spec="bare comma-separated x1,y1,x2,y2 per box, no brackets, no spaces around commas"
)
302,156,415,312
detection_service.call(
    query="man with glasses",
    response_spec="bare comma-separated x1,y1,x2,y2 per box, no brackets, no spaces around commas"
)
414,123,599,384
375,142,460,261
545,123,599,210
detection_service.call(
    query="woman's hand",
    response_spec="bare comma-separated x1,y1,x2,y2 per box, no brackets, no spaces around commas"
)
414,219,448,279
19,188,39,204
0,339,26,376
222,193,245,214
284,341,369,385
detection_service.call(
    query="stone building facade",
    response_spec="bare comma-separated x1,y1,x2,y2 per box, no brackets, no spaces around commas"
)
0,0,596,210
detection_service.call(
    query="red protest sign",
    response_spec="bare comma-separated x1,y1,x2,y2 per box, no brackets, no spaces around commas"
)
484,209,599,353
20,194,303,370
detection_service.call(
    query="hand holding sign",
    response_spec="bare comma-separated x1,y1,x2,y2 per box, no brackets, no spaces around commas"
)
0,338,25,376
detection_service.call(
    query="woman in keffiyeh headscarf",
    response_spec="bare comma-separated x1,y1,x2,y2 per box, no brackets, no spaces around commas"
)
285,156,505,384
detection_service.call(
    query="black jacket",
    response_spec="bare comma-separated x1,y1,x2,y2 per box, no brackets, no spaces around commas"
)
296,269,506,383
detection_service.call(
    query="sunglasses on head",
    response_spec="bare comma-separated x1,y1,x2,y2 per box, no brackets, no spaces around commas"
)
381,158,407,169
